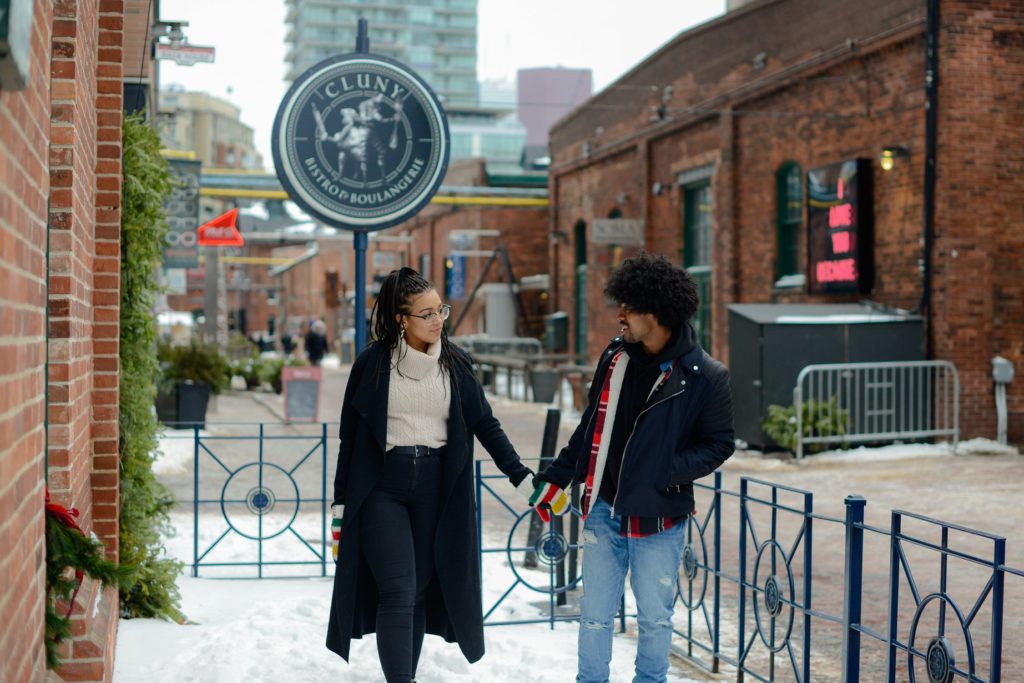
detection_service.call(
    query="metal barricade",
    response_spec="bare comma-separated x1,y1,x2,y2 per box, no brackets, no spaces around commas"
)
794,361,959,459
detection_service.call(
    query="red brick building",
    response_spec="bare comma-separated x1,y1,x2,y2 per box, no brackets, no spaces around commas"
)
1,0,153,680
382,159,550,338
548,0,1023,441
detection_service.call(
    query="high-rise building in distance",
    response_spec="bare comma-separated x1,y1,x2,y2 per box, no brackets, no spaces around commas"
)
284,0,479,107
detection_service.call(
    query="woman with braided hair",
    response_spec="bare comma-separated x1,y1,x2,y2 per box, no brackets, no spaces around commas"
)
326,267,552,682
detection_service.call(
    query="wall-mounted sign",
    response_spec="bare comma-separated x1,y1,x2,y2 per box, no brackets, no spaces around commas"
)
592,218,644,245
163,158,201,268
806,158,873,295
0,0,32,90
272,53,449,232
155,43,216,66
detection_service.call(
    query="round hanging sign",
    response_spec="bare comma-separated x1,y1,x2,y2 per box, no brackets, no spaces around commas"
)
272,52,449,231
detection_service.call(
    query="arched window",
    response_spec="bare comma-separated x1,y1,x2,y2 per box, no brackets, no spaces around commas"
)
775,162,804,282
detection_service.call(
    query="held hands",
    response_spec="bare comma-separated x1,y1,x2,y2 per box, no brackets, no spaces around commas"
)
331,505,344,562
523,477,570,523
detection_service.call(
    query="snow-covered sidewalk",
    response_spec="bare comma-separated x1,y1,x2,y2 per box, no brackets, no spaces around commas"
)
114,435,707,682
113,574,704,682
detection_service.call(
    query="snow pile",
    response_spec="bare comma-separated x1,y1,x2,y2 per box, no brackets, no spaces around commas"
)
956,437,1020,456
805,442,955,463
152,429,209,476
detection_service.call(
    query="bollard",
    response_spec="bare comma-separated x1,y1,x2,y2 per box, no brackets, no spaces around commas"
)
525,408,561,569
841,495,866,682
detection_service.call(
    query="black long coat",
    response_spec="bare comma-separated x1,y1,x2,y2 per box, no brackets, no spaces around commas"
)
326,341,532,663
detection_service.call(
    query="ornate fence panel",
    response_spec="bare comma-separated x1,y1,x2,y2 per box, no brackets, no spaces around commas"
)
191,423,329,577
183,424,1020,680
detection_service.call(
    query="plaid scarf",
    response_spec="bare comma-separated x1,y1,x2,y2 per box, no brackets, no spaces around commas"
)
580,351,681,537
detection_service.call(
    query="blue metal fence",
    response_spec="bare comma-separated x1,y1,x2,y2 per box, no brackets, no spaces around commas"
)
665,471,1019,682
183,424,1020,680
190,423,329,577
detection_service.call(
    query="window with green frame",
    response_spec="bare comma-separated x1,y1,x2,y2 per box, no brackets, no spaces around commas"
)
775,162,803,280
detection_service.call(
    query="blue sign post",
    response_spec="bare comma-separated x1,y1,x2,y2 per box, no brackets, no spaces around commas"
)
272,20,450,352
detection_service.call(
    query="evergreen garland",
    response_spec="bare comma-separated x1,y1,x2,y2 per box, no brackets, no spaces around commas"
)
45,498,133,668
118,113,185,621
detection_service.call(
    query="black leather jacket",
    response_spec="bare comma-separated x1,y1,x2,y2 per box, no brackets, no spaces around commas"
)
541,334,735,518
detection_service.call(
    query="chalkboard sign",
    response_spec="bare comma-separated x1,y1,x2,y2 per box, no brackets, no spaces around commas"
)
282,366,322,423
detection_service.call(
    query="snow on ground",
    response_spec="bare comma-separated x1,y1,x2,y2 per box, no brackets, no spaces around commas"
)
114,572,704,683
153,428,210,476
801,437,1018,463
117,432,706,682
727,438,1019,469
115,527,705,682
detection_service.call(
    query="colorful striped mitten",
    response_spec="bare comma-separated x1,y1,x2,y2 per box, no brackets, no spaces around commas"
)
528,480,570,523
331,504,344,562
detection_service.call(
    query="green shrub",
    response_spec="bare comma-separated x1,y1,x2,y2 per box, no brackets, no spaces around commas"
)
117,113,184,623
158,339,232,394
761,397,849,454
232,356,264,389
226,331,256,362
259,356,308,394
45,505,134,667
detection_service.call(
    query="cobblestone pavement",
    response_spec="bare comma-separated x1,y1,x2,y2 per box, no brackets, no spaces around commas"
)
164,358,1024,682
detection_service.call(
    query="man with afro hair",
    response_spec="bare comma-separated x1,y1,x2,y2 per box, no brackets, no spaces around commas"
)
530,251,734,683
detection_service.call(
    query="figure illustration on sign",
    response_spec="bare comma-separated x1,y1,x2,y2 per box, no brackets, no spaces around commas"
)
313,93,404,184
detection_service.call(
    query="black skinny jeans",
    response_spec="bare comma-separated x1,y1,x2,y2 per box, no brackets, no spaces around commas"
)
360,451,441,683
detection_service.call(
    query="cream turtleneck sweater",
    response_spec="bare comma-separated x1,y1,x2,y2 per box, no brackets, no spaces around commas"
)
386,337,450,451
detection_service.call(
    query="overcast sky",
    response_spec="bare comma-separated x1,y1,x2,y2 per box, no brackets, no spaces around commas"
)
159,0,725,170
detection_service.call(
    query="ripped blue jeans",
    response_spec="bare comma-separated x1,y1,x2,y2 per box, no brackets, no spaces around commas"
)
577,498,685,683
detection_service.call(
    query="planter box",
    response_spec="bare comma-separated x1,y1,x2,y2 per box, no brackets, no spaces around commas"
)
531,369,559,404
156,382,212,429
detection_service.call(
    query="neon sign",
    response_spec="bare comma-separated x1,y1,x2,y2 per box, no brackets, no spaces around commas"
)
807,159,874,294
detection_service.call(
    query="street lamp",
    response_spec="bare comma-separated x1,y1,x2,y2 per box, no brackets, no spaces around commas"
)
880,145,910,171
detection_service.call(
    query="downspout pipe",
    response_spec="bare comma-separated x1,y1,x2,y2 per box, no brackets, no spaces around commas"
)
920,0,938,358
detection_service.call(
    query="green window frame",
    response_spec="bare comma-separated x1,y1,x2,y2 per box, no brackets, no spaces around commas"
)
775,162,803,280
683,183,712,351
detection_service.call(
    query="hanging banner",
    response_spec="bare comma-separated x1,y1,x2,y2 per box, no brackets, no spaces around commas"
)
272,52,450,232
163,158,201,268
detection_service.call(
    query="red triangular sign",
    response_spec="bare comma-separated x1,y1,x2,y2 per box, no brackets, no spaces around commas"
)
197,208,244,246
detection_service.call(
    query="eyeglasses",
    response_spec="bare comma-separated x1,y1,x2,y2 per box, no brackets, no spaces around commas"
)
403,304,452,323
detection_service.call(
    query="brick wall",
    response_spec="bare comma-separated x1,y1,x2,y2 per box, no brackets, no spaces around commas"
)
549,0,1024,440
0,1,56,680
932,0,1024,440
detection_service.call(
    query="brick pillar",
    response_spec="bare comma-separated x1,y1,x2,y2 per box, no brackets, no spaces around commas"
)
47,0,125,680
92,0,124,566
0,2,55,681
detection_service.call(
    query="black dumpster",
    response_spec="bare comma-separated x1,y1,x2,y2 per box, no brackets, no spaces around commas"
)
728,303,924,448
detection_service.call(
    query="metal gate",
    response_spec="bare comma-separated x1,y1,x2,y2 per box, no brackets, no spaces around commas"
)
794,361,960,458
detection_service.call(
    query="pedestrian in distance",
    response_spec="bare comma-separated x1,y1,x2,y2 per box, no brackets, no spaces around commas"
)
532,252,735,683
305,319,328,366
281,329,295,356
326,267,541,682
